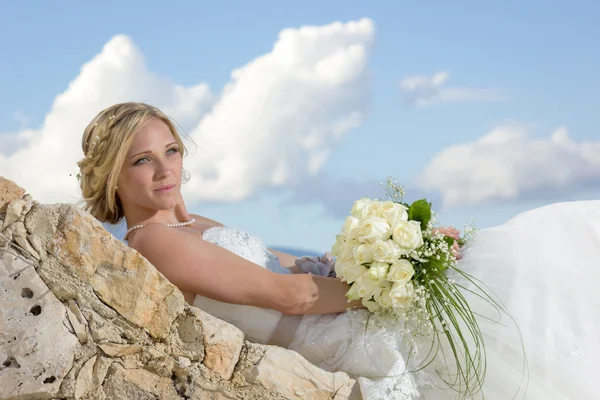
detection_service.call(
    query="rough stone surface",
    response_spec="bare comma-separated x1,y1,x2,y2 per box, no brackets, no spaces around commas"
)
0,176,358,400
46,205,185,339
74,354,97,399
190,307,244,380
241,345,356,400
104,364,181,400
0,248,79,400
0,177,25,213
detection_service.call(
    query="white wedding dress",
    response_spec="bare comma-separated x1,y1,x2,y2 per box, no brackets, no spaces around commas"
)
193,200,600,400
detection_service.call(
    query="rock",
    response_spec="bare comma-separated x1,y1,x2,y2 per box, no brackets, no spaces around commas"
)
98,343,143,357
0,176,360,400
189,377,241,400
66,301,88,344
184,364,286,400
240,346,355,400
103,364,181,400
0,177,25,213
47,205,185,339
74,354,97,399
1,199,28,232
0,248,79,400
190,308,244,381
167,309,205,363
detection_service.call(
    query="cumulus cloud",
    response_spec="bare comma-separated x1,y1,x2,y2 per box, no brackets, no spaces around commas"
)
0,19,374,206
418,125,600,208
399,72,506,107
0,35,213,203
181,18,374,202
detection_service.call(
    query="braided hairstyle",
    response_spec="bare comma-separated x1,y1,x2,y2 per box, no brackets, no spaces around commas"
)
77,102,188,224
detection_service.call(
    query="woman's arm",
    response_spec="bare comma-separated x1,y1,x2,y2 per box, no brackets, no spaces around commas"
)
131,224,362,315
269,248,305,274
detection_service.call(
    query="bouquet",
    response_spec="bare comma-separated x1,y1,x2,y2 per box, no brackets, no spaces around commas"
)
331,178,490,398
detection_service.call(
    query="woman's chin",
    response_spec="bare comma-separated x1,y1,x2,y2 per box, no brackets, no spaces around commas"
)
149,195,179,210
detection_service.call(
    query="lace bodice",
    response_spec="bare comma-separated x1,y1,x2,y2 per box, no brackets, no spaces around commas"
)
202,226,291,275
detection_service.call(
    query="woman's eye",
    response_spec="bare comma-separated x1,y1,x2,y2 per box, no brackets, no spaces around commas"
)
134,157,150,165
167,147,179,155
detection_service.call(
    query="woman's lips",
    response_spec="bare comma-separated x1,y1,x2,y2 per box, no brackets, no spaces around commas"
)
155,184,175,193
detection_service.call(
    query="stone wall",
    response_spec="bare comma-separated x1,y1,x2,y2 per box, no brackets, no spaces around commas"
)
0,177,356,400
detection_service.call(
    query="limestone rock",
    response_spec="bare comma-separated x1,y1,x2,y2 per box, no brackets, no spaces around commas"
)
241,345,355,400
190,308,244,380
1,199,28,232
0,177,25,213
0,248,79,400
74,354,97,399
0,176,360,400
98,343,143,357
47,205,185,339
66,300,88,344
103,364,181,400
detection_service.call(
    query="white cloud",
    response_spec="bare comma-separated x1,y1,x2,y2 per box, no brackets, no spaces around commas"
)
418,125,600,207
0,19,374,206
181,18,374,202
399,71,506,107
0,35,213,204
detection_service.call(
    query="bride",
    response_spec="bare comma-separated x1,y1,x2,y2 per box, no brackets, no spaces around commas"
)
77,102,599,399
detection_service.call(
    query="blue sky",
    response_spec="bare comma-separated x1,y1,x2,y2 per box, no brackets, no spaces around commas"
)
1,1,599,252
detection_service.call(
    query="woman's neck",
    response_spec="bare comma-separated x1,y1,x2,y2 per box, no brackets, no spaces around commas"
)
121,194,192,229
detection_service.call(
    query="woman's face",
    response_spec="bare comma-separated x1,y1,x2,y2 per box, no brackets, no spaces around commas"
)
117,118,183,214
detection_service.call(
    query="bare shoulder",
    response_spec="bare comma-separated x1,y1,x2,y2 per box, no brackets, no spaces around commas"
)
127,223,178,253
190,214,224,228
123,220,292,311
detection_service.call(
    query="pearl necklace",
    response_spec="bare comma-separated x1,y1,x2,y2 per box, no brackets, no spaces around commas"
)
124,218,196,240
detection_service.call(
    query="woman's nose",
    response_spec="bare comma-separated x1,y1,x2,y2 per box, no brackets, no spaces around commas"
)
155,160,173,180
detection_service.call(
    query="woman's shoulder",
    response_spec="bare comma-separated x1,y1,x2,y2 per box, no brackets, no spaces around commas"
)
127,214,224,250
190,214,225,228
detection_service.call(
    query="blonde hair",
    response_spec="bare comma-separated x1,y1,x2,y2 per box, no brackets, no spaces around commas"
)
77,102,188,224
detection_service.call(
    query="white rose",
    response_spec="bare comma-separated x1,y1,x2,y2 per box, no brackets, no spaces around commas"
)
357,217,392,243
331,234,345,257
387,259,415,285
392,220,424,253
341,216,360,238
336,259,368,284
350,198,374,219
346,283,360,301
339,242,356,262
375,288,394,309
372,240,402,263
378,201,409,226
356,275,380,299
345,234,360,245
367,261,389,281
353,243,374,265
362,298,382,313
390,282,414,309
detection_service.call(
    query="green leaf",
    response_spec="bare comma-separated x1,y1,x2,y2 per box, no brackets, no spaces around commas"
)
408,199,432,230
444,236,455,248
424,257,449,274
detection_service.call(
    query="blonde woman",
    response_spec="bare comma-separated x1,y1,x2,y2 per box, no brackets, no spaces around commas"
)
78,102,599,400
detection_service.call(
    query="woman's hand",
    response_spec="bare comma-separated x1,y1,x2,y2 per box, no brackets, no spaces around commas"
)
432,226,462,259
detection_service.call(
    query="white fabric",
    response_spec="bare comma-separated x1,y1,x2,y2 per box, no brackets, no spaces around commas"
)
195,201,600,399
453,200,600,400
